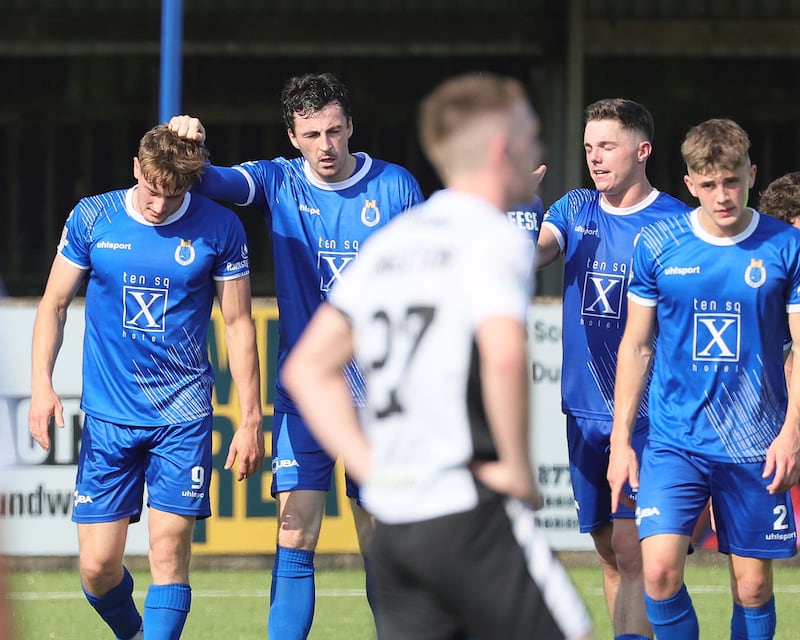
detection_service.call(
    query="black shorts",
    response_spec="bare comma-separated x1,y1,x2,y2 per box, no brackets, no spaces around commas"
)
369,488,589,639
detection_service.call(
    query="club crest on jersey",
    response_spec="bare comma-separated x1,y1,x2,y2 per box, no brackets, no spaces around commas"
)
361,200,381,227
744,258,766,288
174,239,196,266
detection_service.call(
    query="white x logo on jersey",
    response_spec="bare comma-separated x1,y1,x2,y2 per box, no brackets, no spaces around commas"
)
694,314,739,361
318,252,357,292
582,272,624,319
124,287,168,332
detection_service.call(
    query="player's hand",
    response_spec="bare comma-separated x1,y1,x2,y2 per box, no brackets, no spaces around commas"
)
531,164,547,192
28,387,64,450
225,422,265,481
470,460,540,506
167,115,206,144
607,442,639,514
763,426,800,494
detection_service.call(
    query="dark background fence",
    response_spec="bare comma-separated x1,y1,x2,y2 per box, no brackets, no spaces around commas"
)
2,0,799,297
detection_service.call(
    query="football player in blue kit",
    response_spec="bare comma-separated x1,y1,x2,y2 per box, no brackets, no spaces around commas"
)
536,98,690,640
508,190,547,243
29,124,265,639
168,72,423,639
609,118,800,639
758,172,800,387
283,70,593,640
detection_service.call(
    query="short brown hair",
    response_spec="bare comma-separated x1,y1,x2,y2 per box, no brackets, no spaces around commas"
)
137,123,209,193
584,98,654,141
758,171,800,224
681,118,750,174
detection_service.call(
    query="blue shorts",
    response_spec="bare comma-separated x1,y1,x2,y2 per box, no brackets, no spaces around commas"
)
567,414,648,533
72,414,213,524
271,411,360,501
637,444,798,559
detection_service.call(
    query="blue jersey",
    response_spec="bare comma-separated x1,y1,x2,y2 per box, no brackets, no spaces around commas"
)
543,189,690,419
195,152,423,413
58,188,250,426
630,208,800,463
506,195,545,243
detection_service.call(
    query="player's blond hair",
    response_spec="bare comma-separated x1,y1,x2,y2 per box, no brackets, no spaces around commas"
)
137,123,209,193
681,118,750,174
418,72,528,178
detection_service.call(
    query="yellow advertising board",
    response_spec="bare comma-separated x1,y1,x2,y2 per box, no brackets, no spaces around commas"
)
193,300,360,554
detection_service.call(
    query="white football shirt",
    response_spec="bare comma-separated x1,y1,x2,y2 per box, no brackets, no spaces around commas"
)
331,189,535,524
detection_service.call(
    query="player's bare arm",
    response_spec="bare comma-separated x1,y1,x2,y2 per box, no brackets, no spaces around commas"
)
29,255,84,450
471,316,542,507
217,275,265,480
168,115,206,144
608,300,656,513
764,312,800,493
535,225,562,270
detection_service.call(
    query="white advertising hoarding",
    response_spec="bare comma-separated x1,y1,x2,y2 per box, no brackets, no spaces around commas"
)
0,299,591,555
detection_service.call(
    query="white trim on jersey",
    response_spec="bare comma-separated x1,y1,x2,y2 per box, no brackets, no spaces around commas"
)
124,188,191,227
233,166,257,207
302,152,374,191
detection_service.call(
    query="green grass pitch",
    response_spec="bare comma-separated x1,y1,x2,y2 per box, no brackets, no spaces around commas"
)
7,560,800,638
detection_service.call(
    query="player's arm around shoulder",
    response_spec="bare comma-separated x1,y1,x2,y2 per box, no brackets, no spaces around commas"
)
764,312,800,493
169,115,254,205
29,254,86,450
216,275,264,480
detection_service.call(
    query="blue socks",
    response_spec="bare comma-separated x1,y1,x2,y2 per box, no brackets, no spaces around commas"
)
143,583,191,640
731,596,776,640
269,546,316,639
644,584,699,640
82,566,142,640
615,635,651,639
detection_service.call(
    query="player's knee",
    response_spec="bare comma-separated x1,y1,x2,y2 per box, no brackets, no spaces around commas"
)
79,558,122,595
611,529,643,575
733,574,772,608
590,525,616,566
149,537,191,582
277,524,320,550
642,560,682,598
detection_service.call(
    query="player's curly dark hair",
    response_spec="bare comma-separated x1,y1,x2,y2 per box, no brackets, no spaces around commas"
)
281,72,352,131
759,171,800,224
